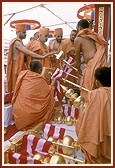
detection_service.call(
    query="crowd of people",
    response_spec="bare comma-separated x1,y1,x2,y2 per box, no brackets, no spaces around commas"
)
5,19,111,164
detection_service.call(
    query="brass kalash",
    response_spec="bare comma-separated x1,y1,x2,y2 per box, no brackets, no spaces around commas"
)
54,83,89,126
53,85,79,126
33,135,85,164
4,122,85,164
61,79,89,107
60,83,89,124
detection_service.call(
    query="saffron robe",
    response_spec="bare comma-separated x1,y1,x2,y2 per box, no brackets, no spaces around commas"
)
7,38,26,92
49,38,72,69
12,70,55,130
76,87,111,164
77,29,108,99
26,39,51,68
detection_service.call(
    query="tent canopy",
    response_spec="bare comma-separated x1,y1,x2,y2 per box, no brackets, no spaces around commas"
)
3,2,88,44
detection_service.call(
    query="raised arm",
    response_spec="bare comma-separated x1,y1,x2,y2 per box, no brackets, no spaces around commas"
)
45,51,58,57
14,41,47,58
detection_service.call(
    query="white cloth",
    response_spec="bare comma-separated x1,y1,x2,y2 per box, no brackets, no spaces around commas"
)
4,104,15,127
52,122,77,140
42,123,65,139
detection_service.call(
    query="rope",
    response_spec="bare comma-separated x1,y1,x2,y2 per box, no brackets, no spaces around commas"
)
4,13,15,26
4,4,42,16
4,4,43,26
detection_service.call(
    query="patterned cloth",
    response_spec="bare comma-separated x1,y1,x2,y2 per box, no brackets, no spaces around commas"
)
20,135,52,155
42,123,65,140
51,56,77,102
62,104,79,119
8,150,42,164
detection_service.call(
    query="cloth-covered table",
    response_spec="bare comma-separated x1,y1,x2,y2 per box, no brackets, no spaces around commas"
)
4,103,15,127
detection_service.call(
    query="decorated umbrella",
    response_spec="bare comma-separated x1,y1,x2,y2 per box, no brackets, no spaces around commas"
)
10,19,41,30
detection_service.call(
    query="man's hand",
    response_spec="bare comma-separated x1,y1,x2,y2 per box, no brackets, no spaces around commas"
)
51,76,61,86
43,51,58,58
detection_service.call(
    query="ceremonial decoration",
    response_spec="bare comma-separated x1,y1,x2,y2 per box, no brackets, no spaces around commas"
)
62,104,79,119
10,19,41,30
77,4,95,20
42,123,65,140
48,30,54,38
6,132,85,164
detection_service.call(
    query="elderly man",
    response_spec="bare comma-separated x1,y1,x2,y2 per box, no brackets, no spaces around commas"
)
27,27,58,84
27,27,55,68
12,60,58,130
7,24,47,92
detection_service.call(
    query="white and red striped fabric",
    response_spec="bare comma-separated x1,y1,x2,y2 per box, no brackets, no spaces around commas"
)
51,56,76,94
42,123,65,140
63,56,76,78
20,135,52,156
51,68,65,80
8,134,52,164
62,104,79,119
51,56,76,80
51,68,66,97
51,56,77,103
8,150,42,164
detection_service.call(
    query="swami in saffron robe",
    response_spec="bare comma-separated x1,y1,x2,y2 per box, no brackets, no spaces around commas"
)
7,38,26,92
12,70,55,130
76,87,111,164
76,29,108,99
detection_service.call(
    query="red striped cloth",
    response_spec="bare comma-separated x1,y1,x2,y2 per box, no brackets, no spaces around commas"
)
42,123,65,140
8,129,66,164
62,104,79,119
51,68,65,79
51,56,75,80
8,150,42,164
8,134,53,164
51,56,77,102
63,56,76,78
20,135,52,156
51,68,66,100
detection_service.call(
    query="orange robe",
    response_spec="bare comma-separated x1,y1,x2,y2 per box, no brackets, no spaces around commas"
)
49,38,71,69
12,70,55,130
7,38,26,92
62,38,79,89
77,29,108,98
49,38,78,102
26,39,51,68
76,87,111,164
